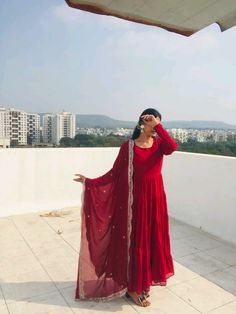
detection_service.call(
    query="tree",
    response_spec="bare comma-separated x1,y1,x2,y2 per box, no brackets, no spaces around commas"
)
59,137,74,147
27,134,33,145
10,140,19,147
74,134,96,147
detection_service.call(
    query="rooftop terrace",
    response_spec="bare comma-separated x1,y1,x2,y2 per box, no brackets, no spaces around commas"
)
0,147,236,313
1,207,236,314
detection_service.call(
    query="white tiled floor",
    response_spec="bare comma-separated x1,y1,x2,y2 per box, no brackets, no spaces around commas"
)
1,208,236,314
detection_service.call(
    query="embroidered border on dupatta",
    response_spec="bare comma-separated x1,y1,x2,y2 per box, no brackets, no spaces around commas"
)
127,139,134,282
77,179,86,300
75,287,128,302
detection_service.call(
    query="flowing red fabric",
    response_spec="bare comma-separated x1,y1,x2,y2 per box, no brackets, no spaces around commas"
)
75,123,178,301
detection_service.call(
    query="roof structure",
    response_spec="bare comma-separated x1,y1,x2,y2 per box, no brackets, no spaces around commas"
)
65,0,236,36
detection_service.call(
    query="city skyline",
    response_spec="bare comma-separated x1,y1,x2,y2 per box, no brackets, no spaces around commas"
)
0,107,76,147
1,106,235,150
0,1,236,124
2,105,236,127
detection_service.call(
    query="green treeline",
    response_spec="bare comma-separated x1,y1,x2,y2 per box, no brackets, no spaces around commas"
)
177,139,236,157
60,135,236,157
59,134,129,147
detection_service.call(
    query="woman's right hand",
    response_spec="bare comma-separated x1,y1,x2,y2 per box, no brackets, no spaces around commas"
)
73,174,86,184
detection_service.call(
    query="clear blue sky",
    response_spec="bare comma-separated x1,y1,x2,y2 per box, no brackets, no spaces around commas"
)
0,0,236,124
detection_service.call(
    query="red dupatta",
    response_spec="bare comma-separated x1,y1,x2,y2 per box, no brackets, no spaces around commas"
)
75,139,134,301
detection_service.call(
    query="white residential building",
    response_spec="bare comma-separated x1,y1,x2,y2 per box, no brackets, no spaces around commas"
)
27,113,40,144
197,134,206,142
0,107,28,145
214,132,227,142
169,128,188,143
9,108,28,145
52,111,76,145
0,108,10,147
43,114,54,144
0,108,10,146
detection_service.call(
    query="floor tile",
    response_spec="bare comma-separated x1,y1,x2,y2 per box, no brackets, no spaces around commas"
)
176,251,228,276
204,265,236,296
171,238,200,258
0,304,9,314
167,261,199,287
129,286,201,314
205,245,236,266
169,276,235,313
7,289,74,314
206,300,236,313
2,269,57,304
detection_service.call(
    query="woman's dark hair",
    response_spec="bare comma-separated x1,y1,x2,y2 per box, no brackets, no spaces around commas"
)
131,108,162,140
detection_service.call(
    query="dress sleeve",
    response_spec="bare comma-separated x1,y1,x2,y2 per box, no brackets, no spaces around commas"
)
85,141,127,187
154,123,178,155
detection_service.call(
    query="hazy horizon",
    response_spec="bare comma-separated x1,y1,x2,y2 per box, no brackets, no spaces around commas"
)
0,1,236,124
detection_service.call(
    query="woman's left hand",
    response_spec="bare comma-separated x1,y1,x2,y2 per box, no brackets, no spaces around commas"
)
141,114,161,127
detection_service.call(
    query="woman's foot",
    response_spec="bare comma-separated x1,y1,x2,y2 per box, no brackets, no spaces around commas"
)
126,291,151,307
142,290,150,298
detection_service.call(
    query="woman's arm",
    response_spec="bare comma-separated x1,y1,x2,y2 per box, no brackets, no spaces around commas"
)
154,123,178,155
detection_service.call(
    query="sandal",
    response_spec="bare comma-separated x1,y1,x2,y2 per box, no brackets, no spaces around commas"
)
143,291,150,299
142,290,150,298
125,291,151,307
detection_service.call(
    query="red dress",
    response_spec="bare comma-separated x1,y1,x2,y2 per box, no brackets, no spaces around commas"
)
128,124,176,294
75,123,178,301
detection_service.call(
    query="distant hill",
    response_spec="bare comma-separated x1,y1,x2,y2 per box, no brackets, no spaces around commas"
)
38,113,236,130
75,115,236,130
163,120,236,130
38,113,136,128
76,114,135,128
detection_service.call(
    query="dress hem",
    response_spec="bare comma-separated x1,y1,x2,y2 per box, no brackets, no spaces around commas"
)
74,271,175,302
127,271,175,294
74,287,128,302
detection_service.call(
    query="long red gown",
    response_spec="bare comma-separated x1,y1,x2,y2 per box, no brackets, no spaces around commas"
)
75,122,178,301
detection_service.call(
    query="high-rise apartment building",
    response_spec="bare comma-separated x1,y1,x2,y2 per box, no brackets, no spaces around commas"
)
0,108,9,138
51,111,76,145
27,113,40,144
1,107,76,146
0,107,28,145
0,108,10,148
42,114,54,144
9,108,28,145
0,107,41,146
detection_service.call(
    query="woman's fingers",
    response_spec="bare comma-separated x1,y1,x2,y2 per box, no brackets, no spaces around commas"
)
141,114,160,126
73,178,81,181
73,178,84,183
73,174,86,183
74,174,85,178
141,114,154,121
141,114,155,124
141,115,149,124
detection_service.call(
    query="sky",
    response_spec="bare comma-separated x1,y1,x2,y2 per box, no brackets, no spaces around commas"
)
0,0,236,124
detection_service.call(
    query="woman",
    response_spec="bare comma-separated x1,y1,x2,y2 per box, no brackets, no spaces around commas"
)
73,108,178,307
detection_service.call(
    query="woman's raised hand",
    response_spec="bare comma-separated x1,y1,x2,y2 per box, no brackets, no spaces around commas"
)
141,114,161,127
73,174,86,183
